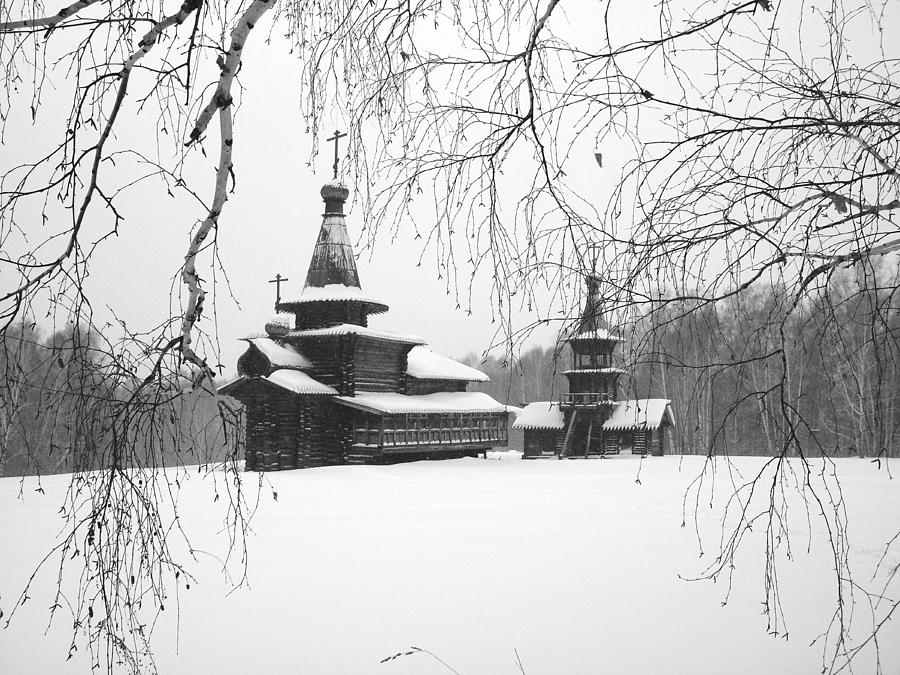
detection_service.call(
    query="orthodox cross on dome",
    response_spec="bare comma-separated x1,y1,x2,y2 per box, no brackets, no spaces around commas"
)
326,129,347,179
268,273,289,305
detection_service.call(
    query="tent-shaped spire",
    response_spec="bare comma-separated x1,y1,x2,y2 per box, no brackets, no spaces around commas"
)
566,273,622,343
305,180,360,288
277,179,388,327
575,275,608,335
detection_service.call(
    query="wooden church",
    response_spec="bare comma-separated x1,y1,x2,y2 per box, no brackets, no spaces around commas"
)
219,178,511,470
513,276,675,458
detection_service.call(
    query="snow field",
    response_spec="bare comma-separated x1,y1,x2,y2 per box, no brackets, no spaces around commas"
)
1,454,898,674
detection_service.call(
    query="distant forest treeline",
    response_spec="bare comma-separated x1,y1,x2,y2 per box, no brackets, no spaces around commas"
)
0,326,231,478
2,272,897,476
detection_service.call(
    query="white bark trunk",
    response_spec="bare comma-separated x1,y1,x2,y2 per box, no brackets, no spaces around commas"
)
180,0,275,374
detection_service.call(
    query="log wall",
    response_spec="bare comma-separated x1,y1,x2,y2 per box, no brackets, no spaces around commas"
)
406,379,468,395
523,429,559,457
353,337,411,393
288,335,353,393
286,302,370,330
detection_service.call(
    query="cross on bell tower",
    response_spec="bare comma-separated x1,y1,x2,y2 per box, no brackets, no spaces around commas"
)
326,129,347,179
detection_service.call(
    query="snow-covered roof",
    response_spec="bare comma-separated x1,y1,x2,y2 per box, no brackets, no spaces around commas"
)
406,346,489,382
333,391,509,415
218,370,338,397
289,324,426,345
563,368,627,375
245,337,311,369
512,401,565,430
603,399,674,431
267,369,338,395
280,283,388,311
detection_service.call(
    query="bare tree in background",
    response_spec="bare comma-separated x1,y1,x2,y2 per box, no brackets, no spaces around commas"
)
1,0,897,671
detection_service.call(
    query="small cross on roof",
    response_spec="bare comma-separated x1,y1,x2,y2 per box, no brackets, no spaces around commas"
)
269,273,289,305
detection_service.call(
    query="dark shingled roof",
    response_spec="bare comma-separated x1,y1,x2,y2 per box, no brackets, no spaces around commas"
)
305,181,361,289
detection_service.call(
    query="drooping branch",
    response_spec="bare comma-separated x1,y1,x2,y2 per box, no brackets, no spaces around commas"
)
0,0,205,316
0,0,102,32
121,0,204,73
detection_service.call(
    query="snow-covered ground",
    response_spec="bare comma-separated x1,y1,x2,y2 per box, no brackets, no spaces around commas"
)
1,454,898,674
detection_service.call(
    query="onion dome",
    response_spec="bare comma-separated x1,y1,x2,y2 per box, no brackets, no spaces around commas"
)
264,312,293,337
320,179,350,214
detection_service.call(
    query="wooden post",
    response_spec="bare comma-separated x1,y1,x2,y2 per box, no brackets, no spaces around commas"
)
585,418,593,458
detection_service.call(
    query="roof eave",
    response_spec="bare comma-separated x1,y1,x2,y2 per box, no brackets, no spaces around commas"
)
407,374,490,383
277,298,389,315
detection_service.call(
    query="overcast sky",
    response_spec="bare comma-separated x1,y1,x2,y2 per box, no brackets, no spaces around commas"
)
5,0,883,376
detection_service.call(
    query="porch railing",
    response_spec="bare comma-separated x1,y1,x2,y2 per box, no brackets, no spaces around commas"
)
560,391,614,407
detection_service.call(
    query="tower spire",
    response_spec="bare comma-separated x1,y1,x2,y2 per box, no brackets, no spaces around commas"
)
575,273,608,336
305,180,359,288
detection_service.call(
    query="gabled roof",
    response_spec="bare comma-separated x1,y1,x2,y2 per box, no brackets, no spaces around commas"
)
289,323,426,345
512,401,565,430
406,347,489,382
333,391,508,415
245,337,311,369
218,369,338,397
603,399,674,431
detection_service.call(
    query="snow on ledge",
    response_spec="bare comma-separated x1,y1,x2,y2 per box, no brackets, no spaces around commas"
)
563,368,627,375
289,324,426,345
333,391,509,415
512,402,565,430
406,346,489,382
